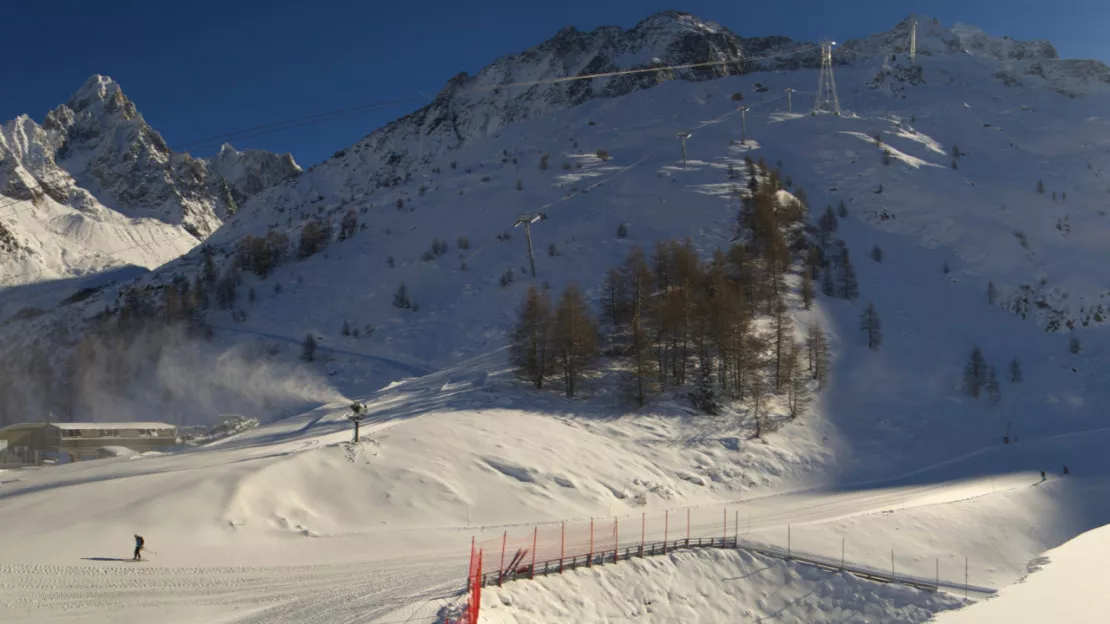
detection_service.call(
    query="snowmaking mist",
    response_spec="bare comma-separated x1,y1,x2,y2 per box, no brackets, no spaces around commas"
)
68,322,347,427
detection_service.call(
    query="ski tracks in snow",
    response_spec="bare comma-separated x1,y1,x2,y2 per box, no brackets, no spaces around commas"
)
0,559,461,624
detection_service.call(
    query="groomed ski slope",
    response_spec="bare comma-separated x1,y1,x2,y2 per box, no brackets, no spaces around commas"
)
5,40,1110,622
3,350,1110,623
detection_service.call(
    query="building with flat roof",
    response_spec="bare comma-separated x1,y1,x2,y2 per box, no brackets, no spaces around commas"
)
0,422,178,464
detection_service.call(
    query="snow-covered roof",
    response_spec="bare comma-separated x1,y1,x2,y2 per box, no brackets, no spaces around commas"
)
50,422,175,430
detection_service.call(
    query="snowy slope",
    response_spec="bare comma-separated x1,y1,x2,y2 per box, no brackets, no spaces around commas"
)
3,12,1110,623
479,548,964,623
935,521,1110,623
0,75,300,305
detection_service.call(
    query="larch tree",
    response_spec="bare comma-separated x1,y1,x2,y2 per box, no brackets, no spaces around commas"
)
553,283,600,398
785,340,809,419
801,270,815,309
301,334,317,362
839,249,860,300
510,286,554,389
986,365,1001,405
964,347,987,399
772,297,793,391
749,369,768,438
806,322,830,389
860,302,883,350
821,265,836,297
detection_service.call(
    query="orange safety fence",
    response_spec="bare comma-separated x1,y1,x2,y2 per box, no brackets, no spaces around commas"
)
447,540,482,624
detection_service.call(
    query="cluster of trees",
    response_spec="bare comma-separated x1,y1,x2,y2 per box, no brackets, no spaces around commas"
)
510,284,600,398
963,348,1024,405
509,161,839,431
593,237,826,426
809,206,859,301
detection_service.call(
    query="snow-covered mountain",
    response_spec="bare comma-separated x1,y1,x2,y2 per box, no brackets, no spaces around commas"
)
0,75,300,301
41,75,301,236
5,12,1110,623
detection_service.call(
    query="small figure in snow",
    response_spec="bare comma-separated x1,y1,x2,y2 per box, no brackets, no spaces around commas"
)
1040,471,1046,482
133,534,145,561
1063,465,1070,475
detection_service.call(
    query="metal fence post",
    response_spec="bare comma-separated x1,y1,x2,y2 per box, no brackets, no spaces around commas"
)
589,518,594,567
965,557,968,598
891,548,895,579
640,512,645,557
734,510,738,545
841,538,845,570
498,531,507,587
686,508,690,547
723,509,727,546
614,517,619,563
787,525,792,559
559,521,565,573
664,509,669,554
936,558,940,589
530,527,538,579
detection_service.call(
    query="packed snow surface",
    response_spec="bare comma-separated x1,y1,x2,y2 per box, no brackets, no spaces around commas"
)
3,11,1110,624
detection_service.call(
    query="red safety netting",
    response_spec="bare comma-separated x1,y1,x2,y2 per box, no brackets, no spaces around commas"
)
447,541,482,624
472,507,734,588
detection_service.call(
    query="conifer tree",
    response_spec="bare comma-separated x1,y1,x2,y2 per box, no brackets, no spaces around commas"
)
821,266,836,297
1009,358,1022,383
986,365,1001,405
987,280,997,305
301,334,317,362
785,340,808,419
860,302,882,350
772,298,793,392
801,270,815,309
510,286,554,389
964,347,987,399
839,249,860,300
806,323,830,389
749,370,767,438
553,284,600,398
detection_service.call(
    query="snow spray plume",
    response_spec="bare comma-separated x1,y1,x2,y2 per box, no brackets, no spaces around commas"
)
70,322,345,426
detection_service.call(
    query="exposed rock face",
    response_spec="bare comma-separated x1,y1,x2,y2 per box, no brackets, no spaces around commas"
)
205,143,301,207
319,11,817,187
24,75,300,237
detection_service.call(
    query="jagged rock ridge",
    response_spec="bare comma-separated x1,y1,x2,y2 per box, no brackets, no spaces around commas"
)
1,75,301,240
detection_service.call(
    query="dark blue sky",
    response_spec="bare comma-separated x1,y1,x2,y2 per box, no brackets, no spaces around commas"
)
4,0,1106,165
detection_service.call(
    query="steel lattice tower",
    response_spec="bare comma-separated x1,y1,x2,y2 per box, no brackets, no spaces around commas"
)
812,40,842,116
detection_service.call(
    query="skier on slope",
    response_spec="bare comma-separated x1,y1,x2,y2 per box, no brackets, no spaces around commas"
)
133,534,145,561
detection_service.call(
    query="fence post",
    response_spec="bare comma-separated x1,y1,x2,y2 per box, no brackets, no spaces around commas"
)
891,548,895,579
530,527,538,579
734,510,738,545
499,530,507,587
936,558,940,589
640,512,645,557
787,525,791,559
686,508,690,547
589,518,594,567
723,509,727,546
841,538,845,570
664,509,669,554
614,517,619,563
559,521,565,573
474,550,482,622
964,557,968,598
